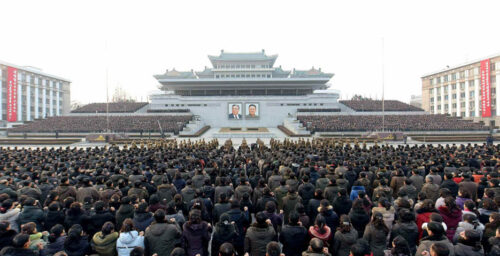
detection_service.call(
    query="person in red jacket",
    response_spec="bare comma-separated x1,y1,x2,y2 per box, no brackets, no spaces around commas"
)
416,199,438,239
438,196,462,241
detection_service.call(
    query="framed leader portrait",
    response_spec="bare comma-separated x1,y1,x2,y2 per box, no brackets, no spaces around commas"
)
228,103,242,120
245,103,259,119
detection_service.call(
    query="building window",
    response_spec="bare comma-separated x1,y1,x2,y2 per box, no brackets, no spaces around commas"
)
492,88,496,94
460,71,465,79
460,82,465,90
469,80,474,86
444,95,448,100
461,102,466,107
452,94,457,99
451,73,456,80
437,96,441,101
452,84,457,90
491,63,496,71
430,97,434,102
452,103,457,108
470,111,475,116
470,91,474,97
437,77,441,83
491,76,496,83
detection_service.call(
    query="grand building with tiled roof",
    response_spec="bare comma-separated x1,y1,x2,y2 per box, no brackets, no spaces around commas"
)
149,50,341,128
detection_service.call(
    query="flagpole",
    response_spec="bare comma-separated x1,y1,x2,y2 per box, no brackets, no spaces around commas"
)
381,37,385,132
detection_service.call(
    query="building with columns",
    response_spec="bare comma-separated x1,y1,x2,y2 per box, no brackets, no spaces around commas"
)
0,61,71,122
421,54,500,124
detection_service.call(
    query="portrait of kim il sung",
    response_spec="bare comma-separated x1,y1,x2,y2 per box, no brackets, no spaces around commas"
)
228,103,242,119
246,103,259,118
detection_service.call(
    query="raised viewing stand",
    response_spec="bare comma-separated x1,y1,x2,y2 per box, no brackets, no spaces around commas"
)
213,127,276,138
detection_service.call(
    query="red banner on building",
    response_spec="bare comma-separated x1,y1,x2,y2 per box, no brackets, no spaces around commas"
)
481,59,491,117
7,67,18,122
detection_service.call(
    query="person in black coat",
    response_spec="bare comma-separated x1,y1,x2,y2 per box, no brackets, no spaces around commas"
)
211,215,238,256
219,200,250,256
63,224,90,256
390,208,418,255
0,234,37,256
279,211,308,256
440,172,459,197
332,189,353,216
88,201,115,236
18,197,45,232
0,221,17,249
349,199,370,238
43,202,65,232
63,202,90,231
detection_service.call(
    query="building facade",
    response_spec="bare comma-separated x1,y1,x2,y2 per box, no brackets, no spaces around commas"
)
421,55,500,121
152,50,342,127
0,61,71,122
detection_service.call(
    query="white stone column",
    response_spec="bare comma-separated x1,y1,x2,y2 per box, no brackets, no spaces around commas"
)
448,84,452,115
26,75,31,121
49,81,53,116
56,82,60,116
433,87,438,114
465,81,470,117
475,79,480,117
35,77,39,119
42,79,47,118
440,86,445,114
457,83,461,116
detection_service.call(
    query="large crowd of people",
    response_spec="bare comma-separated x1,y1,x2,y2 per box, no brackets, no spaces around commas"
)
339,100,423,112
297,114,488,132
9,116,193,133
71,103,149,113
0,138,497,256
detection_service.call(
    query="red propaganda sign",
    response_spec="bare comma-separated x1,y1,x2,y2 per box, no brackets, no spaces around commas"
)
7,67,18,122
480,59,491,117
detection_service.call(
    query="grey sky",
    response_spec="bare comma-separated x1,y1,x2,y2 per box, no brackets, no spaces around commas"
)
0,0,499,104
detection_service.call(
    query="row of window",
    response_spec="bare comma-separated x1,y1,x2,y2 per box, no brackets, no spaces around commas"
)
215,64,271,69
430,63,497,85
215,73,272,79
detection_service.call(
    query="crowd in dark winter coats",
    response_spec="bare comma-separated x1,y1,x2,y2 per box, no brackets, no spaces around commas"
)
0,139,499,256
298,114,488,132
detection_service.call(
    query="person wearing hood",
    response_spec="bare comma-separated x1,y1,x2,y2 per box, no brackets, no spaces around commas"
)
244,211,276,256
416,222,454,256
317,199,339,232
439,196,463,241
280,211,308,256
91,221,119,256
40,224,65,256
453,214,485,243
0,200,20,232
211,215,238,256
390,208,418,255
115,197,135,229
116,219,144,256
133,202,154,232
454,230,484,256
333,215,358,256
182,209,211,256
0,233,38,256
0,221,17,249
144,209,182,256
64,224,90,256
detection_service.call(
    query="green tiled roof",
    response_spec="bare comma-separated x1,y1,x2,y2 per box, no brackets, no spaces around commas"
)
208,50,277,62
291,67,333,78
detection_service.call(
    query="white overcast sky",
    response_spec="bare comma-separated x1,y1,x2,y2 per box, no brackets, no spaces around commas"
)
1,0,499,104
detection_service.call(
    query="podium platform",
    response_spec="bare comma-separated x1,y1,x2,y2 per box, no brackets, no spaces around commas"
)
212,127,276,138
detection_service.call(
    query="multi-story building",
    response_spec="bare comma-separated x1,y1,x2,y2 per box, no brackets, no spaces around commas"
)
150,50,342,128
421,54,500,124
0,61,71,122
